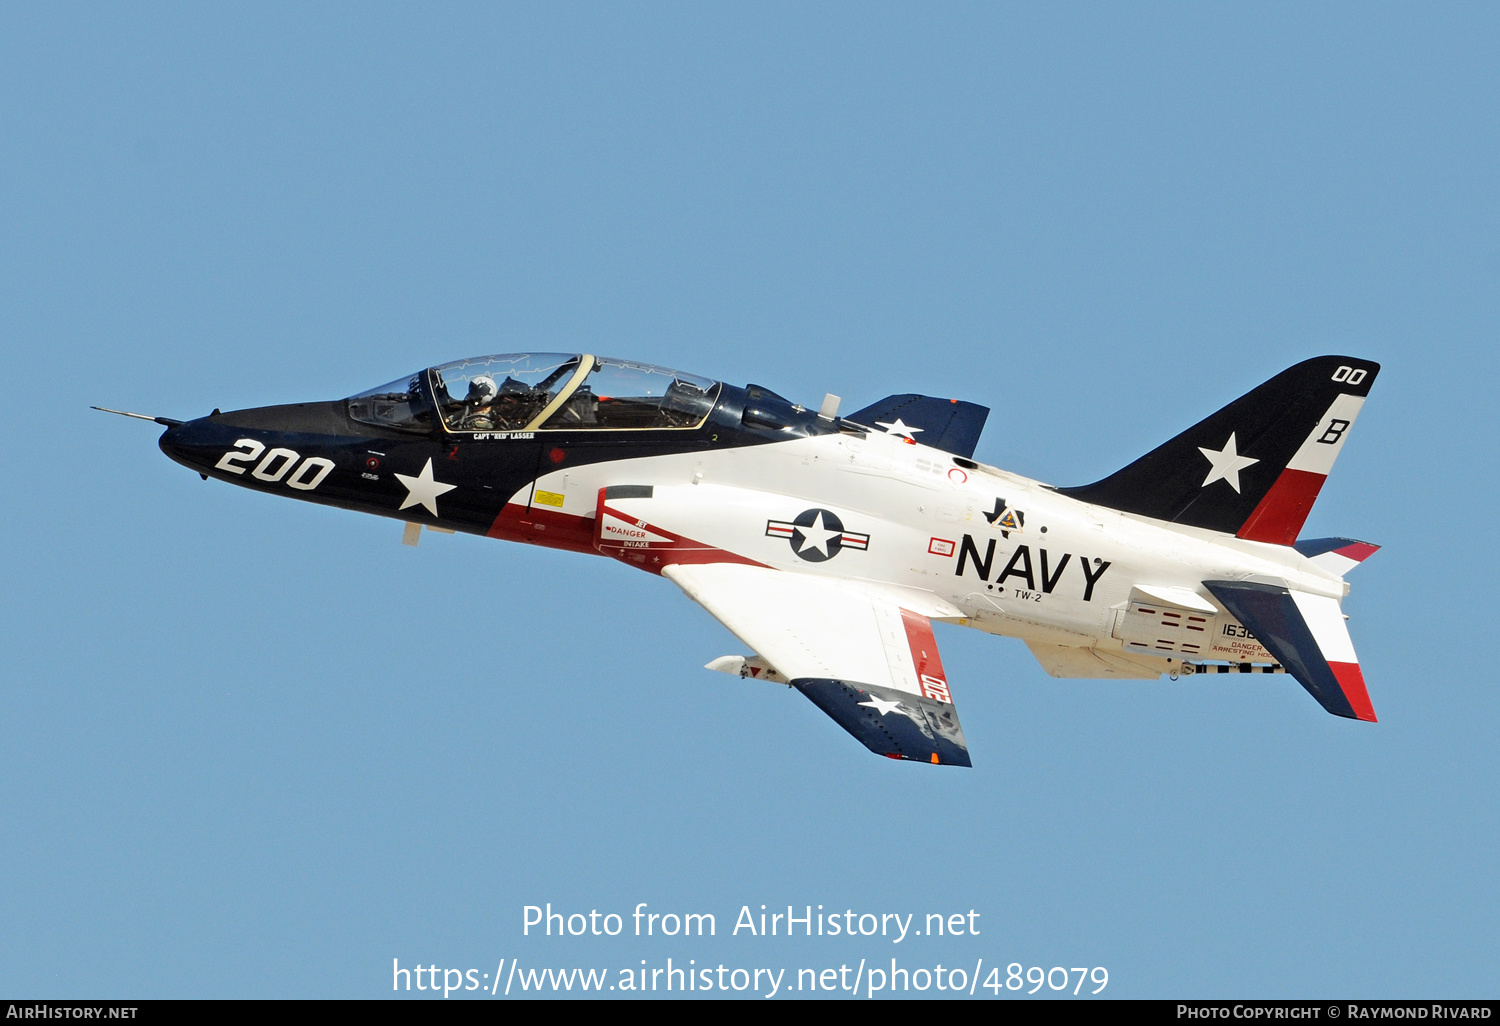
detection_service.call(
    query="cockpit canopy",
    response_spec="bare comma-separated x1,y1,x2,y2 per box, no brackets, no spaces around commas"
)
347,354,722,435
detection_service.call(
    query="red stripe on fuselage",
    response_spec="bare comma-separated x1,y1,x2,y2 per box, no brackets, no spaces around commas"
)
487,503,597,553
594,492,767,575
1329,661,1377,722
488,497,769,574
1237,468,1327,545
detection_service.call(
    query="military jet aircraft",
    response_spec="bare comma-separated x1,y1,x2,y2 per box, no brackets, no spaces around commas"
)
101,352,1380,766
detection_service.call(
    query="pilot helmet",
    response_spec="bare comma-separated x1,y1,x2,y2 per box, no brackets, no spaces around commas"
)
467,375,499,404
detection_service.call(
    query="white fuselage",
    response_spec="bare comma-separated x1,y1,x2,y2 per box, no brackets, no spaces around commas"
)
515,429,1343,672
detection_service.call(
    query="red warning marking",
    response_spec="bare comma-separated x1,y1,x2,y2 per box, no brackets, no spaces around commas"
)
928,537,956,557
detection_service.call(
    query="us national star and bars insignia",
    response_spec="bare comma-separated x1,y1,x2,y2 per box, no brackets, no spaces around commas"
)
766,508,870,562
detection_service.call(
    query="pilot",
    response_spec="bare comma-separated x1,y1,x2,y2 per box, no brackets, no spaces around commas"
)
463,375,500,429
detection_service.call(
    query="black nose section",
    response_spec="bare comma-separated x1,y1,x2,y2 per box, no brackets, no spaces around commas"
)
159,401,358,474
158,416,225,473
210,401,356,434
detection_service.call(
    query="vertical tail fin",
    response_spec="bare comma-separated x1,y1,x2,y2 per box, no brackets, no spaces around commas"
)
1059,356,1379,542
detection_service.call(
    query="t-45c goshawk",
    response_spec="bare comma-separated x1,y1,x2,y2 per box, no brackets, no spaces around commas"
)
102,353,1381,766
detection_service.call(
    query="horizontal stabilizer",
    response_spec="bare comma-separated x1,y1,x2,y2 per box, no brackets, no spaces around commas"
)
1203,580,1376,722
1294,537,1381,576
847,394,990,458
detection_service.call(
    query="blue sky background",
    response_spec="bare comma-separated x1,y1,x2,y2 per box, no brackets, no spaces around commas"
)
2,3,1496,999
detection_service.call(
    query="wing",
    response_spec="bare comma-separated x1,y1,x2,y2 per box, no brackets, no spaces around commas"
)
664,563,972,766
846,394,990,458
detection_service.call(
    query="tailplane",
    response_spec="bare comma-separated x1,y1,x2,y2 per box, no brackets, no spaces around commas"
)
1294,537,1381,576
1059,356,1379,543
1204,580,1376,722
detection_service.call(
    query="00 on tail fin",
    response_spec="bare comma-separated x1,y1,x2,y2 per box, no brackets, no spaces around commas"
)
1058,356,1379,543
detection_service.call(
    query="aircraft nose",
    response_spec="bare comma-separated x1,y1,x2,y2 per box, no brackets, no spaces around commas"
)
158,416,226,473
158,401,358,478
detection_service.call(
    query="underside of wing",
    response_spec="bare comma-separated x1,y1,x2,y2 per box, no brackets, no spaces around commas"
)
665,563,972,766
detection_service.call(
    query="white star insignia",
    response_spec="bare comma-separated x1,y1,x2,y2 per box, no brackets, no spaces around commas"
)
875,417,923,439
858,695,905,716
794,511,843,558
1197,433,1259,493
394,457,458,516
